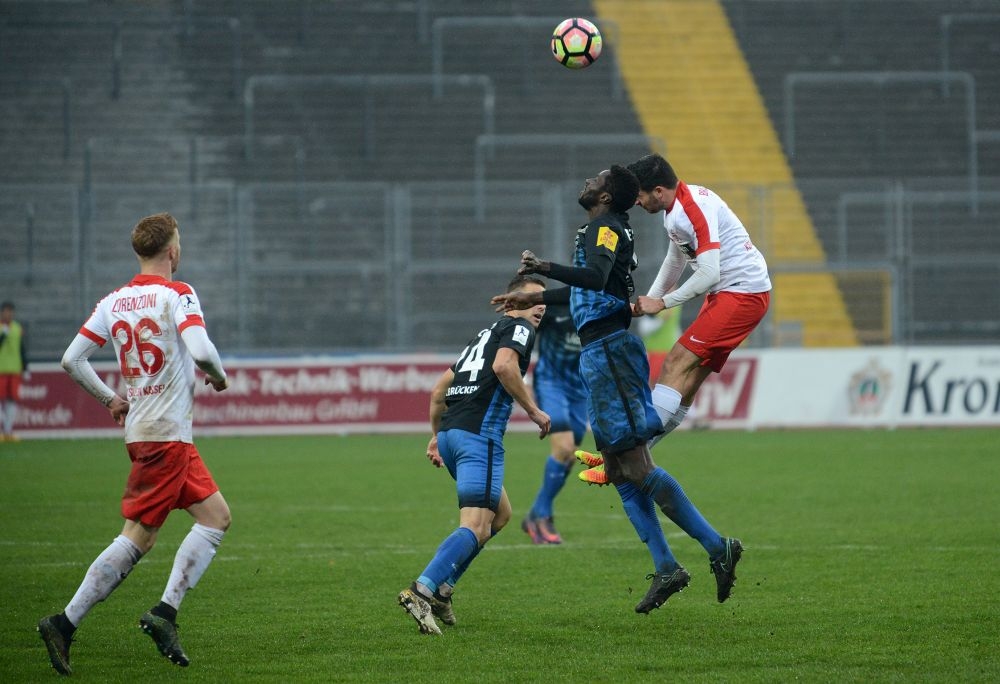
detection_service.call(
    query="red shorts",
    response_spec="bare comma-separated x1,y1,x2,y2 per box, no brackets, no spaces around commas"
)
122,442,219,527
0,373,21,401
679,291,770,373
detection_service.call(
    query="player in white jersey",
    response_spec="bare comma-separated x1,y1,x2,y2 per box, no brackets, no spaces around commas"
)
38,213,230,676
579,154,769,486
627,153,770,443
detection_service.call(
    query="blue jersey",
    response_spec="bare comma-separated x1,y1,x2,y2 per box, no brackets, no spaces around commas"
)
570,212,637,335
533,303,581,385
533,303,587,442
440,315,536,442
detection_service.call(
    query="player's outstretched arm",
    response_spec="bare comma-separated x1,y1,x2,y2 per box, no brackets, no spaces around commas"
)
493,348,551,439
645,241,686,301
655,248,721,311
519,249,610,292
491,286,570,313
61,333,124,412
181,325,228,391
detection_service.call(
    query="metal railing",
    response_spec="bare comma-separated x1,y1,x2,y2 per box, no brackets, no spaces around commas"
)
1,17,242,100
242,74,496,162
5,179,999,357
0,73,73,159
83,133,306,188
783,71,979,211
111,17,242,99
471,133,665,220
939,12,1000,97
770,261,899,346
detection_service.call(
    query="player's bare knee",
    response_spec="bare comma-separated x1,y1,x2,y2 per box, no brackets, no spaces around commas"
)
196,508,231,532
615,447,655,485
491,509,510,535
602,453,626,485
550,432,577,463
122,520,158,554
467,522,493,545
217,502,233,530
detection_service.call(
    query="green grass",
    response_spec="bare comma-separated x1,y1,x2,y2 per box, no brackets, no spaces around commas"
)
2,429,999,682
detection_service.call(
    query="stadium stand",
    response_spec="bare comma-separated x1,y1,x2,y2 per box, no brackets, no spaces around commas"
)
721,0,1000,342
1,0,998,356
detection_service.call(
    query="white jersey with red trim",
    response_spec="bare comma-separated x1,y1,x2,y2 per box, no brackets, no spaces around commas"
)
663,181,771,293
79,274,206,443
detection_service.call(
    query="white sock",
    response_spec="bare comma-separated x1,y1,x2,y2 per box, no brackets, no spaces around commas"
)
648,385,686,449
161,523,225,610
64,535,143,627
651,385,682,424
665,404,689,434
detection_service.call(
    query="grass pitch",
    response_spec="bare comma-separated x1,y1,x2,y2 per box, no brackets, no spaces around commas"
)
2,429,998,682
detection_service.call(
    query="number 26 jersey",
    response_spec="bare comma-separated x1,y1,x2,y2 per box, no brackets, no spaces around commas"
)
440,315,536,442
78,274,208,444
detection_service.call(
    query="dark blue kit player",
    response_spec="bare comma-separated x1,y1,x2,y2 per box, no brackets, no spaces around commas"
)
398,276,551,635
521,301,589,545
492,165,743,614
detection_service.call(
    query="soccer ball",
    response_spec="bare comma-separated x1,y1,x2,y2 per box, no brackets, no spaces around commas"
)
551,18,602,69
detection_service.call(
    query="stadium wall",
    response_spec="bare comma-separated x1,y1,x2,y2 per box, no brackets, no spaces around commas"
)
9,347,1000,439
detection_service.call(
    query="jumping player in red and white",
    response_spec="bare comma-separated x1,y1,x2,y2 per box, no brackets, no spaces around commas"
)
38,213,230,676
579,154,770,483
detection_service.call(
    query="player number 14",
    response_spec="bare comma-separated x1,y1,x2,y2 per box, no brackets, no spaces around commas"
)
456,328,491,382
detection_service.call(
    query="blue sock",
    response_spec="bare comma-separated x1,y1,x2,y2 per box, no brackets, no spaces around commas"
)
640,468,724,556
417,527,480,594
445,528,499,587
530,456,572,519
615,482,678,573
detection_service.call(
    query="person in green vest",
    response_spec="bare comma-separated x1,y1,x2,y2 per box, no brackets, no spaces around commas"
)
638,304,682,354
0,301,29,441
635,303,708,431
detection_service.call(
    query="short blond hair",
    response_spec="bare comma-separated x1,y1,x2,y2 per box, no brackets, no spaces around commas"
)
131,213,178,258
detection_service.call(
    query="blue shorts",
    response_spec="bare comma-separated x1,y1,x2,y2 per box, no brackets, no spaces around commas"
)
534,372,588,444
437,429,504,511
578,330,662,454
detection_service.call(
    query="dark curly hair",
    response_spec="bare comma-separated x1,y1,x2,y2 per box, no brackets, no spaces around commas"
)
606,165,640,213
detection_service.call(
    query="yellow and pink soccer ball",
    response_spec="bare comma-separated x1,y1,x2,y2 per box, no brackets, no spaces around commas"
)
551,18,602,69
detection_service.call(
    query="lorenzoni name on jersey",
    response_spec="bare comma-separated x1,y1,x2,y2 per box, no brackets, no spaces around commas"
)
111,293,158,313
127,384,165,399
446,385,479,397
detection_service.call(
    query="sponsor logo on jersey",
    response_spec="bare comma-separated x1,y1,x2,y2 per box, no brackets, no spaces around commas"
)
127,384,166,399
596,226,618,252
512,324,530,346
446,385,479,397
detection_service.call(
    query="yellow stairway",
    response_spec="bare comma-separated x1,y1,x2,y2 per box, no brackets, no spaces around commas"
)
594,0,858,346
